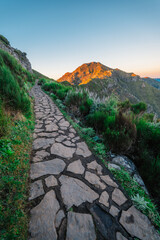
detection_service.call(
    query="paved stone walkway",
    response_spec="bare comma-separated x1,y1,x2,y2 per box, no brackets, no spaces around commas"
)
29,83,160,240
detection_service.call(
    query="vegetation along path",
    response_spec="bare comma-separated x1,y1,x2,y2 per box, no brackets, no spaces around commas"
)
29,82,160,240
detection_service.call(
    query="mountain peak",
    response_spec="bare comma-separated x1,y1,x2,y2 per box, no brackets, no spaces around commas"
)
57,62,113,85
57,62,140,85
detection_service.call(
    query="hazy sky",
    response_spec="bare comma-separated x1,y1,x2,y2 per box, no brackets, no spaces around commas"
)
1,0,160,79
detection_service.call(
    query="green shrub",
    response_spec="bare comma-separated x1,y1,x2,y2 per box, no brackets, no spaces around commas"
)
86,111,107,132
142,113,154,122
0,99,8,137
131,102,147,114
56,88,68,100
81,127,95,137
38,78,48,85
105,95,118,115
134,119,160,201
119,99,131,111
0,64,22,108
104,112,137,153
65,90,92,116
0,35,10,46
0,49,32,115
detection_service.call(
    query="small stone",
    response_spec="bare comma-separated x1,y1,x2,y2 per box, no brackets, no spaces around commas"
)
100,175,118,188
133,173,149,194
112,156,136,174
99,191,109,207
29,190,60,240
116,232,128,240
33,133,37,139
36,150,50,158
29,180,44,200
108,163,121,170
46,123,58,132
85,171,106,189
54,115,63,121
60,126,67,130
55,135,66,142
68,133,75,139
51,143,76,159
45,175,58,187
120,206,160,240
74,136,80,141
76,142,92,157
45,120,52,124
66,212,96,240
30,159,66,179
112,188,127,206
55,210,65,228
109,206,119,217
63,140,75,147
59,175,99,209
67,160,85,174
87,160,102,175
59,119,70,127
69,127,76,133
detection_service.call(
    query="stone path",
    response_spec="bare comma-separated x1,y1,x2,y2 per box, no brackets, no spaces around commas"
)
29,83,160,240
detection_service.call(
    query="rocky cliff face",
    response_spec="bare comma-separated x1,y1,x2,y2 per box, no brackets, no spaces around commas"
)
0,37,32,73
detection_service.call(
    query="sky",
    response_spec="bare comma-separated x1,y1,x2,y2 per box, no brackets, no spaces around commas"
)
0,0,160,79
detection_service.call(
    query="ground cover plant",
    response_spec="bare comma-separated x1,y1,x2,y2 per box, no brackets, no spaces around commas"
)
0,118,34,240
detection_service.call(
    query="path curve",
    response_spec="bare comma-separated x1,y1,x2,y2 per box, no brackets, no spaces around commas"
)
29,83,160,240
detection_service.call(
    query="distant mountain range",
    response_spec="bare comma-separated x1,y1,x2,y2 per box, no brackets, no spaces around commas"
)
58,62,160,117
155,78,160,82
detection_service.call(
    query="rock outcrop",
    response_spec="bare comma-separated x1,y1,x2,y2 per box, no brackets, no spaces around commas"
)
0,36,32,73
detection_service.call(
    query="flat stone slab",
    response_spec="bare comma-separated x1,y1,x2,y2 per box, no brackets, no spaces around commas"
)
99,191,109,207
46,123,58,132
85,171,106,189
100,175,118,188
66,212,96,240
63,140,75,147
112,188,127,206
29,190,60,240
109,206,119,217
33,150,50,162
33,138,55,150
51,143,76,159
30,159,66,180
67,160,85,174
45,175,58,187
29,180,44,200
59,119,70,127
76,142,91,157
55,135,66,142
59,175,99,209
120,206,160,240
87,160,102,175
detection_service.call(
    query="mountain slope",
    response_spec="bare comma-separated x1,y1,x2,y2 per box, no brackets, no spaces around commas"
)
58,62,160,117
